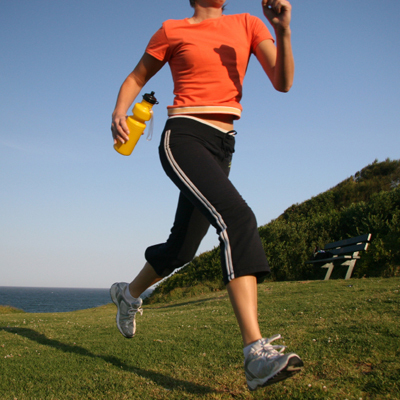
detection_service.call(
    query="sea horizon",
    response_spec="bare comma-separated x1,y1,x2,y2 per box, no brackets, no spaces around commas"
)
0,286,153,313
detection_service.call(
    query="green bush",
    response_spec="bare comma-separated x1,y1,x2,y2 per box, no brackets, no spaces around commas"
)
147,160,400,302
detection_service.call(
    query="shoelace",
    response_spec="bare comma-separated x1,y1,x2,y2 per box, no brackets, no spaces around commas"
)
255,335,286,360
128,305,143,317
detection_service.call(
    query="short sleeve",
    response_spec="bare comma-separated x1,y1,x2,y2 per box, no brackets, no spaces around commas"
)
247,15,274,53
145,25,171,62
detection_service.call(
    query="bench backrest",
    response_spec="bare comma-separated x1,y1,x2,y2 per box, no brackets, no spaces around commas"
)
324,233,372,256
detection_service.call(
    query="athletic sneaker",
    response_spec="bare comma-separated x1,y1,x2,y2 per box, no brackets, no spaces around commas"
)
244,334,303,391
110,282,143,338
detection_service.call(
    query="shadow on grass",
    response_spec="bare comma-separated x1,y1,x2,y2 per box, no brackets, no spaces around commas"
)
1,326,215,395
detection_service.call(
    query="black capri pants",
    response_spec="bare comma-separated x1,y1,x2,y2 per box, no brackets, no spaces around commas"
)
145,116,269,285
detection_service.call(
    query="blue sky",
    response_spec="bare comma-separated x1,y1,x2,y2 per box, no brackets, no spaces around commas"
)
1,1,399,289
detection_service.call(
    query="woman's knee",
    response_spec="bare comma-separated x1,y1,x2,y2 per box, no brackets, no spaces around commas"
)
145,244,195,278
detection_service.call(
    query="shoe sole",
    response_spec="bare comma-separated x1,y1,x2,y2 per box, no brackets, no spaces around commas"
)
110,283,134,339
248,354,304,391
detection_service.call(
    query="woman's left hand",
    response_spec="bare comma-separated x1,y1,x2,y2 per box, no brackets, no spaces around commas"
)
262,0,292,32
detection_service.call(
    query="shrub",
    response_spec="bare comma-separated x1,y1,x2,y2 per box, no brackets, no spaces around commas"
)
147,160,400,302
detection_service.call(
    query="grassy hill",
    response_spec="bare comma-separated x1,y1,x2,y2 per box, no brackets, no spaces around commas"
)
148,159,400,304
1,277,399,399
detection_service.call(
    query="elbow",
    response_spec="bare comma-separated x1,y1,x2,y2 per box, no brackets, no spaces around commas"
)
129,72,147,89
276,87,291,93
272,67,294,92
274,82,293,93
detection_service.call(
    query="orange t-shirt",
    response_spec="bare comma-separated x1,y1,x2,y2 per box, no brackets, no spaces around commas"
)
145,13,274,119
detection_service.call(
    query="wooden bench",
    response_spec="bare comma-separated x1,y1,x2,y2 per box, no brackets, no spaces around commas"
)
306,233,372,280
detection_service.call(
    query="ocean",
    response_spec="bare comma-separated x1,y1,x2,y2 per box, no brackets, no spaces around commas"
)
0,286,112,313
0,286,154,313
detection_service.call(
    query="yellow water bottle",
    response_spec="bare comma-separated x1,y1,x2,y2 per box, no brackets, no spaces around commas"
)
114,91,159,156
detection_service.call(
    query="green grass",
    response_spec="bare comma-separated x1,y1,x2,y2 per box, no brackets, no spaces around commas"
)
0,305,25,314
1,277,399,399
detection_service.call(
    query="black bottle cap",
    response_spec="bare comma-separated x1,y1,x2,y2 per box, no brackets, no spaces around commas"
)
143,91,159,105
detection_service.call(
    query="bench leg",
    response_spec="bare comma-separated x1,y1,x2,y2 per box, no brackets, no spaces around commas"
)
322,263,334,280
343,259,357,280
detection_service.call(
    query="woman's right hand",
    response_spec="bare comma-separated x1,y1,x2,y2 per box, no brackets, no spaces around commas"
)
110,53,165,145
111,113,130,145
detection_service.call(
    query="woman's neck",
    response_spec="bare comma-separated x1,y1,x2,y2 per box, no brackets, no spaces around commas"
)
189,3,223,24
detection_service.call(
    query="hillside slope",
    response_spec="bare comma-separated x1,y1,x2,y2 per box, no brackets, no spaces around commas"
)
148,159,400,303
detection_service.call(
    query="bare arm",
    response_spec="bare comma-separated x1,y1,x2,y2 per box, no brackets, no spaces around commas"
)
111,53,165,144
254,0,294,92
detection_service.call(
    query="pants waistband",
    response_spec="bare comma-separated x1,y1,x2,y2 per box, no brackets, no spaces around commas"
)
168,115,237,135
